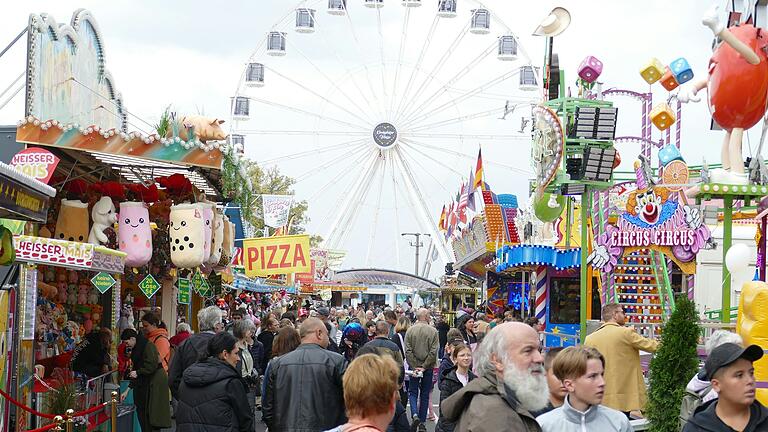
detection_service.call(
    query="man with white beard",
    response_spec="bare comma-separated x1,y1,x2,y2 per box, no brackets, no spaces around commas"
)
441,322,547,432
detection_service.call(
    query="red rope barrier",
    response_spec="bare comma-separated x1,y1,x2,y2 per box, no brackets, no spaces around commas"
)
73,402,107,417
0,388,56,419
24,423,58,432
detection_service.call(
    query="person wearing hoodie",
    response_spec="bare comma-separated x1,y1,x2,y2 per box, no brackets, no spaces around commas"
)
536,346,631,432
683,343,768,432
436,343,476,432
175,331,253,432
121,328,171,432
141,311,171,372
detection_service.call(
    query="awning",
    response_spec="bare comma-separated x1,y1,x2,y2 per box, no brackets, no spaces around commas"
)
333,268,439,290
496,245,581,273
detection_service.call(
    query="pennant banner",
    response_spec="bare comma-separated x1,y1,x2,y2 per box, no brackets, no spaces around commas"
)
262,195,293,228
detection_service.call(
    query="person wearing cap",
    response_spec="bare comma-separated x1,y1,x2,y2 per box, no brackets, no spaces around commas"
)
583,303,658,416
683,343,768,431
317,306,337,342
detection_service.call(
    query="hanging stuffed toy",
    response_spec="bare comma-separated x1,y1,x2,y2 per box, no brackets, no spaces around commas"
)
219,215,235,266
208,210,225,265
169,203,205,269
88,196,117,245
119,202,153,267
201,202,214,262
55,199,90,242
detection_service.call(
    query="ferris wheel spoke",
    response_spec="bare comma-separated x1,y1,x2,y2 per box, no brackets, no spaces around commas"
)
390,7,412,120
398,139,464,177
394,16,439,121
284,39,376,124
403,138,533,175
395,17,472,125
365,154,388,265
315,149,376,232
294,142,369,183
247,96,368,131
258,137,369,165
313,19,378,125
240,130,368,137
398,144,454,195
308,148,373,202
399,40,496,124
326,152,382,249
343,5,386,119
263,66,373,126
402,68,524,129
388,155,401,268
403,106,506,133
393,148,452,263
406,132,529,141
376,8,389,116
338,156,383,249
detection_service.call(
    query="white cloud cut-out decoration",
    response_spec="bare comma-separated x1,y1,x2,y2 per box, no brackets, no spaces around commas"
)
26,9,127,131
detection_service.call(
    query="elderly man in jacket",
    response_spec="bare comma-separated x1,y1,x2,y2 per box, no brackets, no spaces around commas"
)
405,308,439,431
263,317,347,432
584,303,659,416
441,322,548,432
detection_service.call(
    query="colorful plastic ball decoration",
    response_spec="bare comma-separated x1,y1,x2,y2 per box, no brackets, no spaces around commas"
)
533,193,566,223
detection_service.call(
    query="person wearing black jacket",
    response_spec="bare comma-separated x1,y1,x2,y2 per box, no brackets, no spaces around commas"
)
436,344,476,432
263,318,347,432
121,329,171,432
257,317,278,371
683,343,768,432
176,332,253,432
168,306,222,399
71,328,112,378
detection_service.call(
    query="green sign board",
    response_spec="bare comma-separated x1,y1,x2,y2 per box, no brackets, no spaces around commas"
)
177,278,191,305
139,274,161,299
191,271,211,296
90,272,116,294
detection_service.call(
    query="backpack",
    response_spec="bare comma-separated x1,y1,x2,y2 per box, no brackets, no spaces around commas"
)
150,334,172,370
679,383,712,430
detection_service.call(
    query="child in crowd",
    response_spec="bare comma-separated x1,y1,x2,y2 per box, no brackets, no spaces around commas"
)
532,347,566,416
536,346,632,432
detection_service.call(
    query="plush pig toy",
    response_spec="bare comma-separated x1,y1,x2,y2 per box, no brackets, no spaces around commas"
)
169,203,205,269
55,199,89,242
208,210,225,265
167,115,228,143
119,202,153,267
88,196,117,245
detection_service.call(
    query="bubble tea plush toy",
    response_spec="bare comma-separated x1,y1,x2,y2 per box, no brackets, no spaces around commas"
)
119,202,153,267
55,199,89,242
169,203,205,269
201,202,214,263
207,209,225,265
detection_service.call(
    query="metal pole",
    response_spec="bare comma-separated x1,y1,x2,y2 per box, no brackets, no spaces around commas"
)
760,214,767,281
0,28,27,60
65,408,74,432
111,391,118,432
722,197,733,323
402,233,428,275
580,188,591,341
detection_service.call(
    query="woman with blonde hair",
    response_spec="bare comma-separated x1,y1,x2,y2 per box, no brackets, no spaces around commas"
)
326,354,400,432
390,316,411,404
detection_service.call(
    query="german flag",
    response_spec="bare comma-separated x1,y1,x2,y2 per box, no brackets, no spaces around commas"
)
473,148,484,190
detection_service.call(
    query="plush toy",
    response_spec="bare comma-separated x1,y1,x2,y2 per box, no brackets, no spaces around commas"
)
167,115,228,143
88,196,117,245
68,271,79,285
91,305,103,328
169,203,205,269
201,203,214,262
88,287,100,305
56,280,67,304
77,283,89,305
207,210,225,266
54,199,90,242
44,267,55,283
51,304,67,330
82,312,93,333
220,216,235,266
66,284,77,305
119,202,153,267
118,304,134,333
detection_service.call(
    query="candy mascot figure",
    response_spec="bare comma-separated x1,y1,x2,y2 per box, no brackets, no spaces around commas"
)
679,4,768,185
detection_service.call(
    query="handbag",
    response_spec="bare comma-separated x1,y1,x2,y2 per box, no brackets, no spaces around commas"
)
397,333,410,376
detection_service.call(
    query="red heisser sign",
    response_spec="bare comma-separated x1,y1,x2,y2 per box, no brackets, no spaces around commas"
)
10,147,59,184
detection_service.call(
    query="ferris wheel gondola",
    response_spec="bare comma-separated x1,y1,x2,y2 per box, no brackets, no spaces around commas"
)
230,0,543,271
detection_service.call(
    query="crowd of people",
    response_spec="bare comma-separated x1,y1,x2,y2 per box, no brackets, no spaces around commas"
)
107,300,768,432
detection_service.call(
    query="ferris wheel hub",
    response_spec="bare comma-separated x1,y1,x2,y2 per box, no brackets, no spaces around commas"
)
372,122,398,149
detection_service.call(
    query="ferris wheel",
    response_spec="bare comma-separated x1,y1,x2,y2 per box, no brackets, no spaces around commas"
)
229,0,543,272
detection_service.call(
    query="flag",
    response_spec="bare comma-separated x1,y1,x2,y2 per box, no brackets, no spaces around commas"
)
458,181,468,223
438,205,447,231
473,148,484,190
467,168,476,212
262,195,293,228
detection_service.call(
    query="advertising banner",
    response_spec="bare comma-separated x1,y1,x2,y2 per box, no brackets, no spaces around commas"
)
243,234,310,277
9,147,59,184
262,195,293,228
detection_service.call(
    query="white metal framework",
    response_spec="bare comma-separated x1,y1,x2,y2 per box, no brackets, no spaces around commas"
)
230,0,541,271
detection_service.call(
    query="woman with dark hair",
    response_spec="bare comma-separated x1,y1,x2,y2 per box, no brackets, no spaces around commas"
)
456,315,478,351
260,326,302,404
176,331,253,432
120,328,171,432
257,317,279,372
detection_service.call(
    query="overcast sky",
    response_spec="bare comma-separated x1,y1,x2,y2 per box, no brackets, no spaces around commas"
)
0,1,744,278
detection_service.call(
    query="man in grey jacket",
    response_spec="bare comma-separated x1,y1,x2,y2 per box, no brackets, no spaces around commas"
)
404,308,438,431
536,346,632,432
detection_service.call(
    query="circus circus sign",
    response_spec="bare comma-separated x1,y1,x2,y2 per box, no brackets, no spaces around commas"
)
589,185,711,274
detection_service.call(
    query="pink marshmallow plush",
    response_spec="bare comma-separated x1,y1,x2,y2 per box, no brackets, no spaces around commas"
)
119,202,153,267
